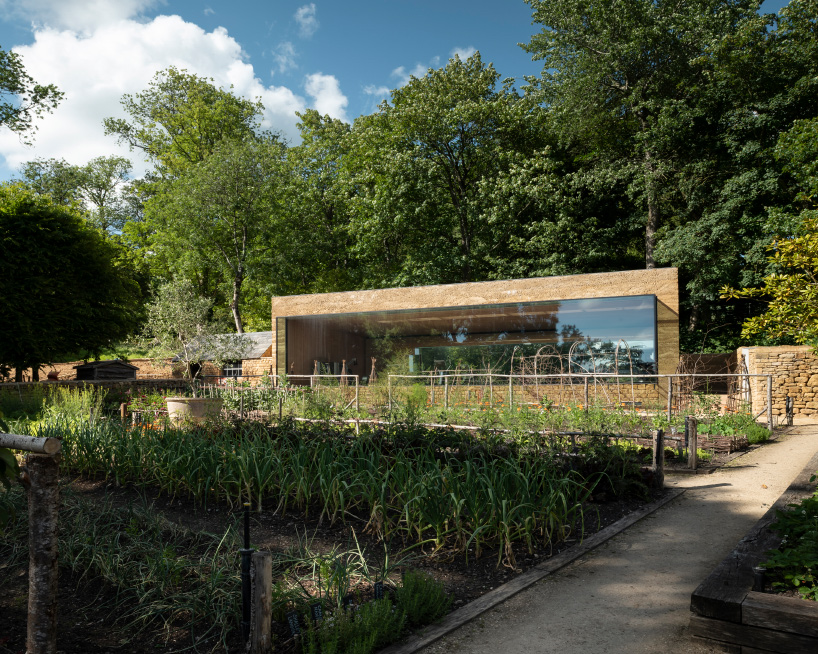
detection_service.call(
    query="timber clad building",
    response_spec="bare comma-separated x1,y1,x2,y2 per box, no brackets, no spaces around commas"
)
270,268,680,382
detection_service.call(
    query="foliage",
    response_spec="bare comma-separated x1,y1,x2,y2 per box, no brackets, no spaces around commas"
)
0,46,62,143
394,569,452,627
145,137,285,332
0,183,141,380
722,115,818,346
103,66,263,180
303,598,406,654
0,484,242,650
764,490,818,601
0,412,19,529
141,279,249,396
347,52,550,286
45,418,612,567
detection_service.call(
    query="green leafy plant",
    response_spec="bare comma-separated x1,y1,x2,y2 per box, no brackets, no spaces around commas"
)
394,569,452,627
764,490,818,601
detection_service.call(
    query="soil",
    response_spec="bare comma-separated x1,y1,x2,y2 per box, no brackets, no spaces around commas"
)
0,472,665,654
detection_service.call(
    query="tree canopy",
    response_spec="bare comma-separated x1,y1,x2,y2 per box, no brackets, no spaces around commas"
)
0,46,62,143
0,183,141,380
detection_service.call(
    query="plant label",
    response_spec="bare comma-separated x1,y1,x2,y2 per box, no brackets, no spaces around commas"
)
286,610,301,635
311,602,324,622
374,581,384,600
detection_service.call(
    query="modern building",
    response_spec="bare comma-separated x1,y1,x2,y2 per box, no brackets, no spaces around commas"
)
271,269,679,383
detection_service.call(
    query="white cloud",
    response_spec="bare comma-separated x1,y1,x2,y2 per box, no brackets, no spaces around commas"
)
0,15,313,178
451,46,476,60
391,63,430,87
305,73,348,122
294,3,318,38
363,85,390,97
0,0,158,33
204,7,215,16
272,41,297,74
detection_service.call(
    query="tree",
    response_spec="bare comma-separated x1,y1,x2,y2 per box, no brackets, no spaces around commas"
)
281,109,359,294
104,66,264,180
142,279,248,396
19,155,134,232
722,115,818,345
0,183,141,380
0,46,62,143
347,53,549,286
522,0,763,268
145,137,285,333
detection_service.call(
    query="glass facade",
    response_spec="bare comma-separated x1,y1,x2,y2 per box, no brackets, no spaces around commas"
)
277,295,658,380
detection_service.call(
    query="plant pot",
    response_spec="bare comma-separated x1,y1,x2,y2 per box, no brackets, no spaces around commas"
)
165,397,224,425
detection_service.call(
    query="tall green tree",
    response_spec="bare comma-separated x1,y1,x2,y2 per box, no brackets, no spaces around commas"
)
19,155,134,232
103,66,264,180
146,138,285,333
0,46,62,143
282,109,359,294
523,0,763,268
347,53,549,286
0,183,141,380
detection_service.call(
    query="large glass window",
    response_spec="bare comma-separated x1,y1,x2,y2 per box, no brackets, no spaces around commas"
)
278,295,657,379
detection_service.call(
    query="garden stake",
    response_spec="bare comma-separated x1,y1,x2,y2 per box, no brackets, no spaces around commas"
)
240,502,254,645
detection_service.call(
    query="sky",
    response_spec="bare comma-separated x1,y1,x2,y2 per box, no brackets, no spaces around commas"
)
0,0,793,182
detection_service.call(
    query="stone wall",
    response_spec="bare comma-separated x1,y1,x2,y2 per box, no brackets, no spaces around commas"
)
740,345,818,416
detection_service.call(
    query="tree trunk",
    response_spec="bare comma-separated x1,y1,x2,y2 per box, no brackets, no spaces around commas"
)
644,149,659,269
231,275,244,334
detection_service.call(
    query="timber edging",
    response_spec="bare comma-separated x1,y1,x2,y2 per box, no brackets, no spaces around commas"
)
689,451,818,653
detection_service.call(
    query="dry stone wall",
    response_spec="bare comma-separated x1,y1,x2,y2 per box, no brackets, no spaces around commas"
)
740,345,818,416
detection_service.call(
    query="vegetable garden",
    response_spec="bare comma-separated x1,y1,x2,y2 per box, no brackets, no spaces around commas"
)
0,383,772,653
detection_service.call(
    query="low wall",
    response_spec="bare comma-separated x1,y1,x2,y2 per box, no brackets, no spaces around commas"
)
740,346,818,417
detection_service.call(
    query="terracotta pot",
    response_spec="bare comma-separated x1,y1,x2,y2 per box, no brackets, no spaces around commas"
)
165,397,223,425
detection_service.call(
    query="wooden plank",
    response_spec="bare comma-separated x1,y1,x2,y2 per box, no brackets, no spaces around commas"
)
690,451,818,623
689,615,818,654
742,591,818,638
378,488,685,654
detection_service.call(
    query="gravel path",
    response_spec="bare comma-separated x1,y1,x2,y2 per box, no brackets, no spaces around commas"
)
416,425,818,654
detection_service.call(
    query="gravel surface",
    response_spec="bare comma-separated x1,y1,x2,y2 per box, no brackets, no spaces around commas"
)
416,425,818,654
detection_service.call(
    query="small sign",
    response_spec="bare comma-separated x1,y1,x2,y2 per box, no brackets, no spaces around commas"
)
286,610,301,636
311,602,324,622
343,594,354,610
374,581,384,600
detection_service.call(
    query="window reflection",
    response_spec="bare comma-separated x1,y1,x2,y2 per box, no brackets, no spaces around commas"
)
280,295,657,379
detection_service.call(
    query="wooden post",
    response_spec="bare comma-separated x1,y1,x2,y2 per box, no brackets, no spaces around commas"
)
687,417,698,470
250,551,273,654
652,429,665,489
278,396,283,422
667,377,673,426
508,374,513,410
444,376,449,410
388,376,392,411
240,391,244,420
767,375,773,433
120,402,126,421
26,453,60,654
355,376,359,412
584,377,589,412
430,372,435,406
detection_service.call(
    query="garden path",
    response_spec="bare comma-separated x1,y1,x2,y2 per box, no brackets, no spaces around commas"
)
414,423,818,654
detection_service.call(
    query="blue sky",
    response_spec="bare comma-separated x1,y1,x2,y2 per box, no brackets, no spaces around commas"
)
0,0,792,181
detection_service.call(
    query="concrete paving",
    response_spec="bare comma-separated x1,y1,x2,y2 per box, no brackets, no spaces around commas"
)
417,425,818,654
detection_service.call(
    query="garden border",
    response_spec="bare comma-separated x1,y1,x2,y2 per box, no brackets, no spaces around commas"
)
378,487,685,654
689,451,818,653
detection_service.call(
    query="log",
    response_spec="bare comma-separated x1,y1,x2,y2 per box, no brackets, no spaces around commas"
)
26,453,60,654
0,433,61,455
250,551,273,653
